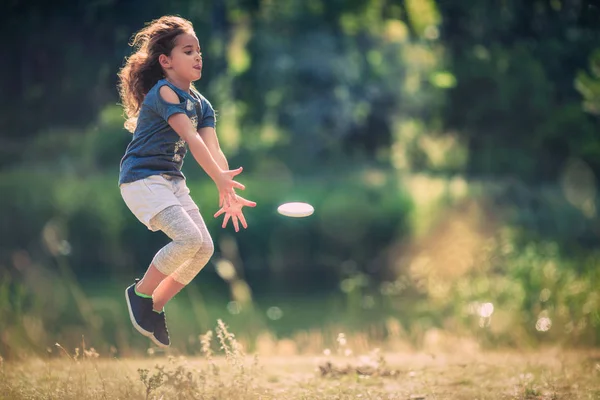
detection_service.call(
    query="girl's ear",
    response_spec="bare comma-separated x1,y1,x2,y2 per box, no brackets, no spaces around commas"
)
158,54,171,69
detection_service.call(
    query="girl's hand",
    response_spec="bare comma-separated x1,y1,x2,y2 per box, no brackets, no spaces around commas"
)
215,167,245,207
214,194,257,232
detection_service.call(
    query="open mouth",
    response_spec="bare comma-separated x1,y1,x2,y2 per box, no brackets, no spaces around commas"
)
193,65,201,70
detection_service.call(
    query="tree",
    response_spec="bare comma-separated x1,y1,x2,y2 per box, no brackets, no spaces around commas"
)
437,0,600,181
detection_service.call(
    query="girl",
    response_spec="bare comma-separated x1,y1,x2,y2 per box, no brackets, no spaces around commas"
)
117,15,256,348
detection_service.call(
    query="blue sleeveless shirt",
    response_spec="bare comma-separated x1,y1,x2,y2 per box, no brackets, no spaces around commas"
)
118,79,216,185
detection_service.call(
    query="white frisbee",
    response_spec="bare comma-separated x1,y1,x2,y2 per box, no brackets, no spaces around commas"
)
277,202,314,218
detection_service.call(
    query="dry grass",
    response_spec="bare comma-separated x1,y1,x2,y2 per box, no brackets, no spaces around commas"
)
1,321,599,400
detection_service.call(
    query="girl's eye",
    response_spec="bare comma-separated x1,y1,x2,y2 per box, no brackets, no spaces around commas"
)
185,51,192,55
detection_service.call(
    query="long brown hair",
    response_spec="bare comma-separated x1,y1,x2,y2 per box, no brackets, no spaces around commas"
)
117,15,194,132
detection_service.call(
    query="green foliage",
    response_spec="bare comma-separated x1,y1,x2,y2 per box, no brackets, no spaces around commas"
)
437,2,600,181
576,48,600,116
229,170,411,289
3,0,600,180
447,229,600,346
0,164,412,285
405,0,441,38
2,0,600,354
182,0,448,169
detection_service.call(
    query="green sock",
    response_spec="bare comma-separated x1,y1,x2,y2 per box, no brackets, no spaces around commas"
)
153,308,164,314
134,286,152,299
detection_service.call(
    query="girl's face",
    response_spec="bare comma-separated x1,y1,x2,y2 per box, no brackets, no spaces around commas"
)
161,32,203,83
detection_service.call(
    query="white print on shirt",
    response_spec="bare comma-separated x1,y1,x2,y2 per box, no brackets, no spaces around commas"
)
173,138,186,162
186,99,194,111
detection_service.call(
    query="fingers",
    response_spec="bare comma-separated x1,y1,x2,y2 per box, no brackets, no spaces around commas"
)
239,211,248,229
219,167,245,205
222,213,231,229
233,194,256,207
225,169,245,190
227,166,243,178
232,215,240,232
219,190,234,207
242,198,257,207
222,190,236,208
218,210,248,232
232,180,246,191
215,185,255,231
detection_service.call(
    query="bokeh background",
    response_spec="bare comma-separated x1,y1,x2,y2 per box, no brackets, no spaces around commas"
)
1,0,599,359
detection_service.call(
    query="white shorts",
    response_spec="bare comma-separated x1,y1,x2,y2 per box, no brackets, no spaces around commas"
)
120,174,200,231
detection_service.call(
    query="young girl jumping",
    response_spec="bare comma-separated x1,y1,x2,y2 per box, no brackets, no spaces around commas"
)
117,15,256,348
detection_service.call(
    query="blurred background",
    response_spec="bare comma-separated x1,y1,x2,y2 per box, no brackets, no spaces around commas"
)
1,0,599,359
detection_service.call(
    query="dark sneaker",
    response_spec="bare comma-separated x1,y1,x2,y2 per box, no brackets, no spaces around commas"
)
150,311,171,348
125,279,154,337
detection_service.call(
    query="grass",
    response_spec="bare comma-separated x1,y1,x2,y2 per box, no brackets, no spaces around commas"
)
1,321,599,400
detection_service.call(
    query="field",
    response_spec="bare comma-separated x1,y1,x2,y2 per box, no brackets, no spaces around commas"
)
2,322,599,400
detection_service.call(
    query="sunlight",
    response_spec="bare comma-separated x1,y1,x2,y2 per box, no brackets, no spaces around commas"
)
215,259,237,281
384,19,409,43
266,306,283,320
405,0,441,37
479,302,494,318
536,316,552,332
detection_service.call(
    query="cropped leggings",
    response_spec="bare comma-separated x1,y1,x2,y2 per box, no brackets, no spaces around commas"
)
149,205,214,285
120,174,214,285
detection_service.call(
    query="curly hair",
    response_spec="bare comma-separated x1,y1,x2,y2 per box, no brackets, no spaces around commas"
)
117,15,195,132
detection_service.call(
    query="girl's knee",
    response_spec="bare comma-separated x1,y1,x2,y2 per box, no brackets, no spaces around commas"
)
182,232,214,259
180,231,205,257
195,238,214,264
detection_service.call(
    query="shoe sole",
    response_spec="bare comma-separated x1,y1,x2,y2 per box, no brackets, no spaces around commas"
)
149,334,170,349
124,287,153,338
124,286,171,349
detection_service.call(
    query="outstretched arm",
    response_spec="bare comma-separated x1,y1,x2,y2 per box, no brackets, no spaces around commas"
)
199,126,257,231
198,126,229,171
160,86,243,206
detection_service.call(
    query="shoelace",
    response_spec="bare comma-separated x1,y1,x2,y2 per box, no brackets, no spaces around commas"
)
140,297,154,322
154,312,169,335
